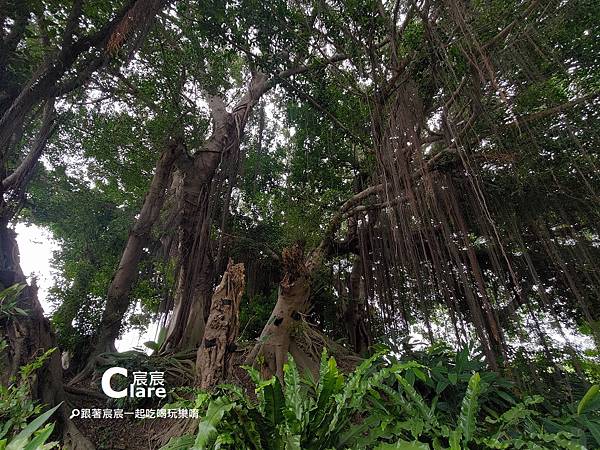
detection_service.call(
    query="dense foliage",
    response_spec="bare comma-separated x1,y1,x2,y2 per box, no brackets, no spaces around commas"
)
14,0,596,363
1,0,600,447
161,347,600,449
1,287,60,449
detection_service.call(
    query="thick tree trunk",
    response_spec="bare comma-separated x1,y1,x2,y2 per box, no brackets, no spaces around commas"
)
246,244,316,379
196,260,245,389
73,139,183,380
0,83,91,446
0,224,93,449
163,249,213,352
340,256,371,355
161,73,269,353
161,170,214,352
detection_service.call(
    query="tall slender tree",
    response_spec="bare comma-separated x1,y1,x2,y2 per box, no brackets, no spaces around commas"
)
0,1,169,445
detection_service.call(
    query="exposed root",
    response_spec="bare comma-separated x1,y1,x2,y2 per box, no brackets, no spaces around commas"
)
291,321,362,374
68,349,115,386
63,417,95,450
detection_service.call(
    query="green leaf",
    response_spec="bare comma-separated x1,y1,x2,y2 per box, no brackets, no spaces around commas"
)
496,390,516,405
259,377,285,427
160,435,196,450
23,423,55,450
448,429,461,450
396,374,436,426
314,351,344,434
12,308,28,317
577,385,599,415
7,403,61,450
337,414,382,448
283,433,301,450
192,397,235,450
242,365,284,424
456,372,481,445
435,380,449,394
448,373,458,385
143,341,159,351
584,419,600,447
413,368,428,383
283,355,305,431
316,349,344,408
578,416,600,448
375,440,430,449
0,420,13,440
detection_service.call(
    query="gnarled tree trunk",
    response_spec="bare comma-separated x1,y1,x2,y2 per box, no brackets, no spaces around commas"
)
246,244,316,379
246,186,387,379
161,73,269,353
161,168,214,352
196,260,245,389
0,225,93,449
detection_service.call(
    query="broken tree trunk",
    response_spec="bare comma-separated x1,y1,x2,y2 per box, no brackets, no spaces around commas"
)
246,244,317,379
245,186,385,379
195,260,245,389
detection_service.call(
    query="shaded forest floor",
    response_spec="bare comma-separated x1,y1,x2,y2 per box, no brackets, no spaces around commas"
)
66,379,187,449
64,330,363,449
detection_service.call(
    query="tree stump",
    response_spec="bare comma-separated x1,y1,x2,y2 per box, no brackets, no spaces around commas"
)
195,260,245,389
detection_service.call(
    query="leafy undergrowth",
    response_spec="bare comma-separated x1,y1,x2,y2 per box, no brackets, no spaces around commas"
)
161,346,600,450
0,340,61,450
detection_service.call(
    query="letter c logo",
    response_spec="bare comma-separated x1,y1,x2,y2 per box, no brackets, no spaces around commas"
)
101,367,128,398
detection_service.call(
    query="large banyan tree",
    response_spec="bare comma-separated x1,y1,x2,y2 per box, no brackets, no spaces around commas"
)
4,0,599,434
340,0,600,369
206,0,600,377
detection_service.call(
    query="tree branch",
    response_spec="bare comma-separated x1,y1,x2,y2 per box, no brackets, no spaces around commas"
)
3,99,57,193
306,184,384,272
512,92,600,127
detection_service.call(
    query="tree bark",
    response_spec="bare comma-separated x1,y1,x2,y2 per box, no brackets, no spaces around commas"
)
339,256,371,355
161,73,268,353
0,225,93,449
246,244,316,379
196,260,245,389
2,99,57,196
72,138,183,381
160,164,213,351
